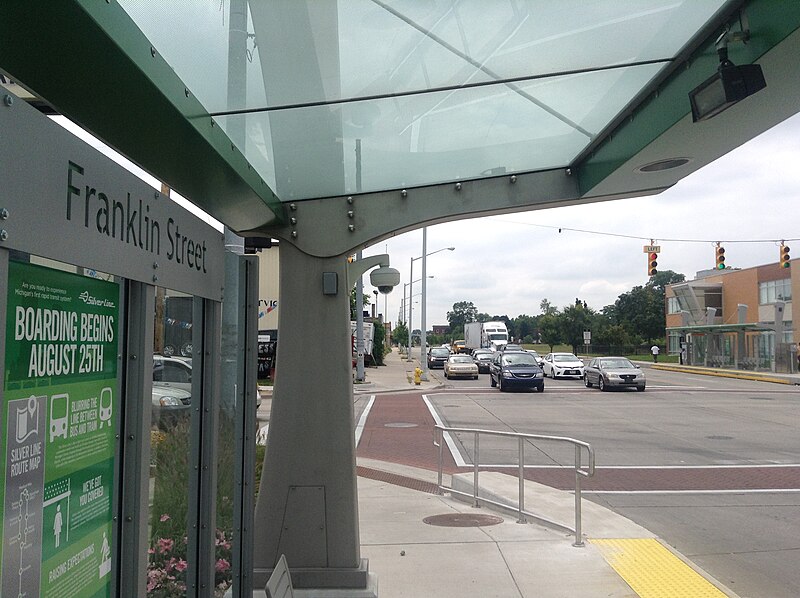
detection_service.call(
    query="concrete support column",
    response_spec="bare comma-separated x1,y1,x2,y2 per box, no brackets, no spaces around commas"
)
253,243,372,593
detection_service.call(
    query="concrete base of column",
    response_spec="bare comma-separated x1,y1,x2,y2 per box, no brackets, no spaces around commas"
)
253,559,377,596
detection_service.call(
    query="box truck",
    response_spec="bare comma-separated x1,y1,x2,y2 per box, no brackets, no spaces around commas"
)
465,321,509,351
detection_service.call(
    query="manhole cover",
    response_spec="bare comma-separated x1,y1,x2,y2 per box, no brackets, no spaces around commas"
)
423,513,503,527
384,422,418,428
706,435,733,440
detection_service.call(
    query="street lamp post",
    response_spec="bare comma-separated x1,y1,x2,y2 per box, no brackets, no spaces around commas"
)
403,276,432,360
407,232,454,373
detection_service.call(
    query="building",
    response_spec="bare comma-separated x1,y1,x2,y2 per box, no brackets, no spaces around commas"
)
666,258,797,372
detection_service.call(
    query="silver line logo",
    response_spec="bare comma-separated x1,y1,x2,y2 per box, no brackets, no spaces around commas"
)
79,291,115,308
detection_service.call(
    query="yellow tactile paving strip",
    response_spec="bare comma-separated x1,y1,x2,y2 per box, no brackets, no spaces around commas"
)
590,538,729,598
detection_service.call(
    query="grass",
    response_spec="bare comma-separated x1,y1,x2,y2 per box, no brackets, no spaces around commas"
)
521,343,679,363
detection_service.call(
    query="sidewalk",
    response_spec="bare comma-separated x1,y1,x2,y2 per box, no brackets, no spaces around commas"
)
353,347,443,394
350,349,740,598
648,361,800,385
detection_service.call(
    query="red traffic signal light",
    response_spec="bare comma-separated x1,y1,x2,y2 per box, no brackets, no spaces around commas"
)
715,245,725,270
647,252,658,276
780,244,791,268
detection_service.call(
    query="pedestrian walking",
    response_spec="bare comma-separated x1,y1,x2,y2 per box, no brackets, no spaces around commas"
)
650,344,660,363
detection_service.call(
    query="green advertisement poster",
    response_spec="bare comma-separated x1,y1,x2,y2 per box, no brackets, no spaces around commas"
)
2,261,118,598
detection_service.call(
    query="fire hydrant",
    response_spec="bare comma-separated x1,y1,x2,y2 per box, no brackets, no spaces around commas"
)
414,367,422,385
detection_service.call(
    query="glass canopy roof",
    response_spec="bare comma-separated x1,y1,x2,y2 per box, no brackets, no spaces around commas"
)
118,0,730,202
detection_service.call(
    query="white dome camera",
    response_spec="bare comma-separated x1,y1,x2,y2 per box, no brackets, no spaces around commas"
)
370,266,400,294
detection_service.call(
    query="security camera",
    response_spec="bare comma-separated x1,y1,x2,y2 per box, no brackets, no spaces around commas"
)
370,266,400,294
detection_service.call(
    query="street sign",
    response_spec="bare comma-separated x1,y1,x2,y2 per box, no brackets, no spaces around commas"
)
643,245,661,253
583,330,591,343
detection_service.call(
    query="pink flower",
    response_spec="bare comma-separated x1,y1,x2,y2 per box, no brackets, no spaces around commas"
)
215,558,231,572
157,537,174,553
175,559,188,572
160,514,171,522
147,569,163,592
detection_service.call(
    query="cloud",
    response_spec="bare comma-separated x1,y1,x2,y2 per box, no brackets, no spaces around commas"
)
370,112,800,328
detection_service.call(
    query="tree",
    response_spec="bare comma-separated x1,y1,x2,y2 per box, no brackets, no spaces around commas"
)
594,323,637,348
513,314,538,342
539,298,557,315
371,321,386,365
538,311,561,351
559,303,594,354
610,285,664,343
349,288,370,320
647,270,685,295
447,301,479,330
392,322,408,348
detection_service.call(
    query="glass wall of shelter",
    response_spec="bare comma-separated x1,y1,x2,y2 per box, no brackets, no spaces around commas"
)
670,326,797,373
0,98,259,598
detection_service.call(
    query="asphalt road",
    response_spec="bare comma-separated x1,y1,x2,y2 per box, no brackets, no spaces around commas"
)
426,366,800,598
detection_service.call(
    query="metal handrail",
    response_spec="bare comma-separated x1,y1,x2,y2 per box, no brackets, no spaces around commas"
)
433,425,595,547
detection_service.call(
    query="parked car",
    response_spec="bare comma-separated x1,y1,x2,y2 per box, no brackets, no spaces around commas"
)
542,353,585,379
444,354,479,379
473,351,495,374
489,351,544,392
152,383,191,427
584,357,646,392
427,347,451,369
153,354,263,408
526,349,544,367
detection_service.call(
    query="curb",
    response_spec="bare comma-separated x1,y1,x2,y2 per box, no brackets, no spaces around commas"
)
651,363,797,385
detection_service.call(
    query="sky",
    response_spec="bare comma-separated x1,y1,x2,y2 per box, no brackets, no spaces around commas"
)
367,111,800,331
53,109,800,333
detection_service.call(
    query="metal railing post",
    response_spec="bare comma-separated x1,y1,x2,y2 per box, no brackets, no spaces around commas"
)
517,437,526,524
433,424,594,544
473,432,480,507
437,428,444,492
573,445,584,547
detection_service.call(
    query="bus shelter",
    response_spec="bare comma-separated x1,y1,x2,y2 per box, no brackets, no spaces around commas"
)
1,2,800,596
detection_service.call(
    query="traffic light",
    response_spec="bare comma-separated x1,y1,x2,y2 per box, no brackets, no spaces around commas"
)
715,245,725,270
780,244,791,268
647,252,658,276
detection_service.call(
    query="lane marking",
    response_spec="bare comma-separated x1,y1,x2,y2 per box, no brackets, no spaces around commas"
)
422,394,468,467
586,488,800,495
460,463,800,470
354,395,375,447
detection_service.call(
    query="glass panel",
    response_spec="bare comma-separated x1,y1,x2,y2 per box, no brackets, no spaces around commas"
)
119,0,727,110
116,0,729,200
148,287,194,597
215,63,662,200
215,398,236,596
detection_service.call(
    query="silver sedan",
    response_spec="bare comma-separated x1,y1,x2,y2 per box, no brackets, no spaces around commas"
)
444,355,479,380
583,357,645,391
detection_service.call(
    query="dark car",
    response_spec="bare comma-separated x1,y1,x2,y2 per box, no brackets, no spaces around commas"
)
501,344,524,352
584,356,646,391
473,351,494,374
489,351,544,392
427,347,450,369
